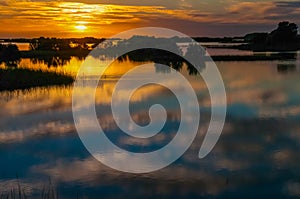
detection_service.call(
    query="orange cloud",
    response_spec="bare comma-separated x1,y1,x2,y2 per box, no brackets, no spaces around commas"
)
0,1,213,37
0,0,299,37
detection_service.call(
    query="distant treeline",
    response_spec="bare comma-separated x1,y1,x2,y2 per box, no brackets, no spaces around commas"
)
193,37,244,43
240,21,300,51
1,36,244,44
0,21,299,67
0,37,106,68
1,37,105,45
28,37,105,51
1,21,299,52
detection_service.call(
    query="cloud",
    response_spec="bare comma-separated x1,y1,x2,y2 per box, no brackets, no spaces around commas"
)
0,0,8,6
1,0,300,37
276,1,300,8
0,121,75,143
224,1,300,24
0,1,213,35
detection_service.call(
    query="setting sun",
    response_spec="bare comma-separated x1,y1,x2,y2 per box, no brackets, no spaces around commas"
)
75,25,87,31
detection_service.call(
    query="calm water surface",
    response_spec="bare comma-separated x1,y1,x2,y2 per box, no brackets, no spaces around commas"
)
0,50,300,198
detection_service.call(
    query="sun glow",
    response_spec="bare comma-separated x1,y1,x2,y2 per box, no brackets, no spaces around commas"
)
75,25,87,31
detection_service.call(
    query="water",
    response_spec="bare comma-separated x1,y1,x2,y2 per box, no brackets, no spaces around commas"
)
1,49,300,198
1,43,30,51
178,42,253,56
206,48,253,56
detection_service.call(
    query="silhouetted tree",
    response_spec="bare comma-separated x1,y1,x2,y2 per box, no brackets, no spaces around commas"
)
268,21,298,43
29,37,73,51
0,44,20,67
92,36,207,75
246,21,299,51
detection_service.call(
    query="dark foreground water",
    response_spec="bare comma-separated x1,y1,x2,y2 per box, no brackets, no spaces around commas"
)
1,54,300,198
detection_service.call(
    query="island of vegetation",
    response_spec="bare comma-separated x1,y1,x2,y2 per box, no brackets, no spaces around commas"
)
0,21,299,91
0,43,74,91
241,21,300,51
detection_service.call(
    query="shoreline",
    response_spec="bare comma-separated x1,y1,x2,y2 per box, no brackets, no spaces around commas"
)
19,50,299,62
210,54,297,61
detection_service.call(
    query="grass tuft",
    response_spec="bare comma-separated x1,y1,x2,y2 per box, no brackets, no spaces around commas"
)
0,68,74,91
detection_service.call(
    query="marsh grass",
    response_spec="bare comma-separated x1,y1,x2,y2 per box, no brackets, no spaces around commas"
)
0,178,59,199
0,67,74,91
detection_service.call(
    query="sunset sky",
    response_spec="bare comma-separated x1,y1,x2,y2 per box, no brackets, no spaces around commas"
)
0,0,300,38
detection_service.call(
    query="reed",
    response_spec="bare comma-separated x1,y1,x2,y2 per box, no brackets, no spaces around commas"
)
0,68,74,91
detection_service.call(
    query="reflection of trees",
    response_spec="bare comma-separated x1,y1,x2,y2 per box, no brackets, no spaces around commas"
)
29,55,86,68
272,53,298,74
94,36,206,75
277,63,296,73
31,56,72,68
277,52,297,59
118,48,205,75
185,44,206,75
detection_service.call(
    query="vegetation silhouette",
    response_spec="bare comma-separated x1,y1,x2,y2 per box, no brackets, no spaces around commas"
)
184,44,206,75
0,37,103,68
30,56,73,68
0,68,74,91
94,36,206,75
243,21,300,51
0,41,77,91
30,37,72,51
19,37,106,61
0,44,20,67
29,37,104,51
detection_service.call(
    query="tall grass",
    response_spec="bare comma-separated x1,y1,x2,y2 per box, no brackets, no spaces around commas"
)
0,178,59,199
0,67,74,91
16,57,82,78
